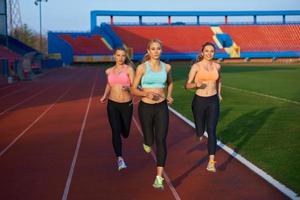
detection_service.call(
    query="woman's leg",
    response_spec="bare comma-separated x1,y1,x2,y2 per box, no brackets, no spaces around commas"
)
154,101,169,168
192,95,207,139
206,95,220,172
107,100,123,157
138,101,154,148
152,101,169,189
120,101,133,139
206,96,219,156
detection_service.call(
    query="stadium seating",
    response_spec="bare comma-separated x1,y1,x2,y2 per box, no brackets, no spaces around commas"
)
220,24,300,52
59,34,112,55
112,25,215,54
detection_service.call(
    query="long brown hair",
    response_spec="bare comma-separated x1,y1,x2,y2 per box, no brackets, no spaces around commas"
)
114,46,135,67
194,42,216,63
142,39,163,63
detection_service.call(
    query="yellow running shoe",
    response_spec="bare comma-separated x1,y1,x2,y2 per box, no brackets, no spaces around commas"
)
143,144,151,153
206,160,216,172
152,176,164,190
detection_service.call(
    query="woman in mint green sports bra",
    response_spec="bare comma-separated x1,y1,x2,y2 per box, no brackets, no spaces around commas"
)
131,39,173,190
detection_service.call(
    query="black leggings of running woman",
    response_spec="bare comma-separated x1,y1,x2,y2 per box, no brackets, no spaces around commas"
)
138,100,169,167
192,94,219,155
107,99,133,157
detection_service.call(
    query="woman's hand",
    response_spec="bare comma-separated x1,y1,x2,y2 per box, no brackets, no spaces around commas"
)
218,94,223,101
166,96,174,104
196,82,207,89
122,86,131,92
100,95,107,103
146,92,160,101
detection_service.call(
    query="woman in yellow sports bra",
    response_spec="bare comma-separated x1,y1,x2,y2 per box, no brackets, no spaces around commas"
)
185,42,222,173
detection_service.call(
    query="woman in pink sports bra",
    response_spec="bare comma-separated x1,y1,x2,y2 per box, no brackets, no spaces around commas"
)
185,42,222,173
100,47,135,171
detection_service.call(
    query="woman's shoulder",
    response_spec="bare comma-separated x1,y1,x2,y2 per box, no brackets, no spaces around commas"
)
105,67,113,74
191,62,201,70
164,63,172,71
160,61,171,71
136,63,146,73
124,64,135,74
213,62,221,70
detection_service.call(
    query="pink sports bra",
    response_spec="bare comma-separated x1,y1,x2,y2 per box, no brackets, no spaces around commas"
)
107,65,130,86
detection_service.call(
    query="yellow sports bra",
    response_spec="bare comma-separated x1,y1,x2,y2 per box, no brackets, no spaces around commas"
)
195,64,219,83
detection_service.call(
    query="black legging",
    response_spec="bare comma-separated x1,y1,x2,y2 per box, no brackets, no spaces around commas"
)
192,94,219,155
138,100,169,167
107,99,133,157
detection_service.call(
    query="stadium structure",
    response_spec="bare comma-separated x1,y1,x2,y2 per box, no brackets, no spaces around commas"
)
0,0,60,81
48,10,300,65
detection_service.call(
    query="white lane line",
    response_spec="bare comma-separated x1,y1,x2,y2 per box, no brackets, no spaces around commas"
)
223,85,300,106
168,106,299,200
0,85,55,116
0,88,27,100
0,86,72,157
62,73,97,200
0,69,79,116
132,116,182,200
0,84,16,91
0,68,83,156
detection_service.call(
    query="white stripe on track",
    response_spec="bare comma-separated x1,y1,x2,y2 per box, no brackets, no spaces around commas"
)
223,85,300,106
0,84,16,91
62,74,97,200
0,84,55,116
0,88,26,100
0,87,72,157
0,69,81,116
168,106,300,200
132,116,182,200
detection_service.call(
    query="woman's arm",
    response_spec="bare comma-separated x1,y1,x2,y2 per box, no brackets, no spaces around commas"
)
216,64,222,101
166,64,173,104
131,64,148,97
185,64,203,89
100,69,111,103
121,66,135,92
100,83,111,103
128,66,135,85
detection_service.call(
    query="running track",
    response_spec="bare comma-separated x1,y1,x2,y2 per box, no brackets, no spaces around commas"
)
0,67,289,200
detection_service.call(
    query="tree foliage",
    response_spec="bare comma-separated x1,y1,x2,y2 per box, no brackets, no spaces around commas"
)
11,24,47,53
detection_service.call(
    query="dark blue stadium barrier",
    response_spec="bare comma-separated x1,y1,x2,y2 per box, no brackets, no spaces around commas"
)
241,51,300,58
133,52,229,61
48,31,73,65
42,59,63,69
0,59,8,76
5,36,40,56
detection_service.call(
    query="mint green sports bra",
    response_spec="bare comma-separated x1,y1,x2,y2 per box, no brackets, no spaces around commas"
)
141,61,167,88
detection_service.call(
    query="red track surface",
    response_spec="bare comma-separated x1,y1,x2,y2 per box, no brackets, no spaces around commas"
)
0,67,288,200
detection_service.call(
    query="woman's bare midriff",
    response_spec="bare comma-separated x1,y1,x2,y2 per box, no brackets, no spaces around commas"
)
141,88,165,104
108,85,132,103
195,80,217,97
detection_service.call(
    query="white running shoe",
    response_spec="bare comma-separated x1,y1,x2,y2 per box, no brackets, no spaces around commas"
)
118,158,127,171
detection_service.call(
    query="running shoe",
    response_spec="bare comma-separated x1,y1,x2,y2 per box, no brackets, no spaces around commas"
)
118,158,127,171
206,160,216,172
152,176,164,190
143,144,151,153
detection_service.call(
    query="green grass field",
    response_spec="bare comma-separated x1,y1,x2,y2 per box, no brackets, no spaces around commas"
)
170,61,300,194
